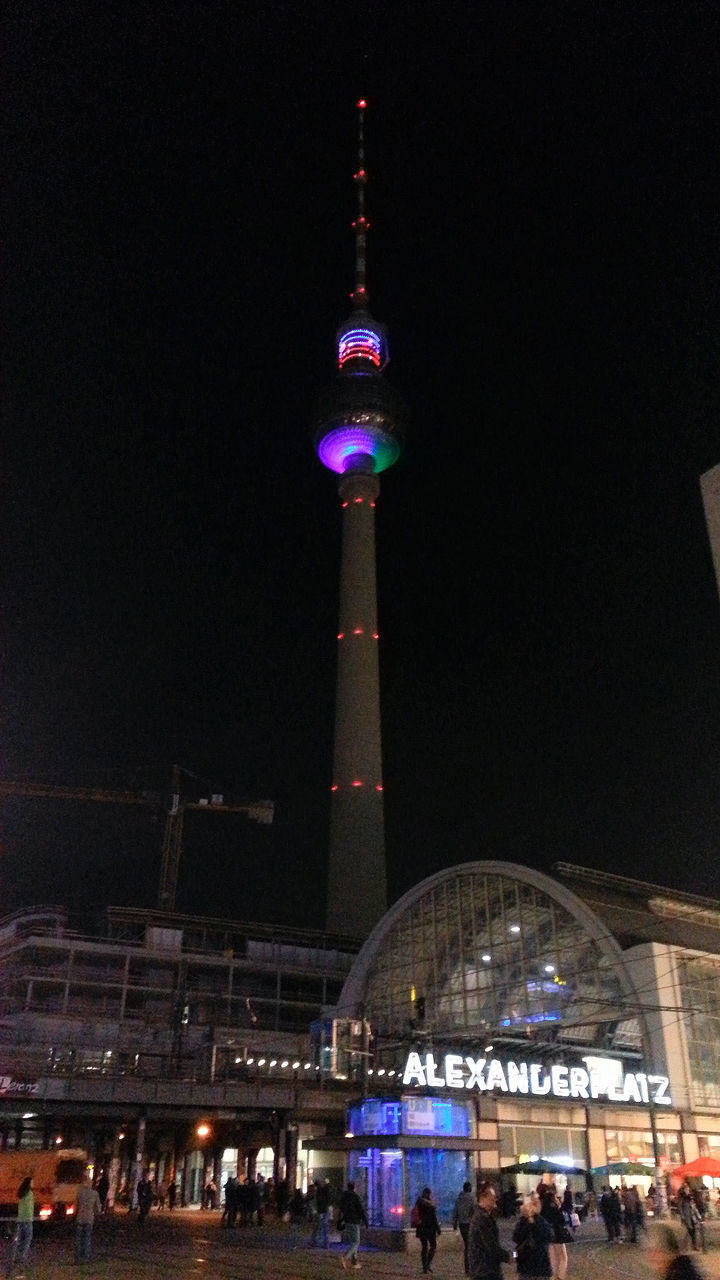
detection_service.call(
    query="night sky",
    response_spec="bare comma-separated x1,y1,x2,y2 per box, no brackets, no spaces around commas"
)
4,3,720,929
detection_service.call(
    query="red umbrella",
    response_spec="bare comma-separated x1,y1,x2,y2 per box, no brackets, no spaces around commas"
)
672,1157,720,1178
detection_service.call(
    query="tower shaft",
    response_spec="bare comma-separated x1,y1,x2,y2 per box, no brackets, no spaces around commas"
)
315,100,405,939
326,469,386,935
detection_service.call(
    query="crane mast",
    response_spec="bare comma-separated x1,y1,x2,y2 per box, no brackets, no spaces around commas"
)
0,768,273,912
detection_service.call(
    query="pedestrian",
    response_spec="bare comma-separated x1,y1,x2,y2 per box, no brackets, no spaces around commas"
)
621,1182,640,1243
247,1176,260,1224
599,1186,613,1241
691,1188,707,1252
540,1190,571,1280
609,1187,623,1241
275,1177,289,1220
252,1172,263,1223
651,1223,704,1280
167,1179,177,1210
453,1180,476,1275
97,1167,110,1213
137,1171,153,1222
226,1175,240,1228
501,1183,518,1218
413,1186,441,1275
310,1178,332,1248
512,1194,553,1279
468,1180,510,1280
679,1186,701,1251
75,1170,101,1262
10,1175,34,1271
337,1178,368,1271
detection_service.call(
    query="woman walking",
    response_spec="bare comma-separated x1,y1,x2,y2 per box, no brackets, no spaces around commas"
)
413,1187,441,1275
540,1190,571,1280
512,1194,552,1280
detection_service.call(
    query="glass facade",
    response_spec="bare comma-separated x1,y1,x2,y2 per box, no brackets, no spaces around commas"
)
678,956,720,1109
360,868,638,1059
348,1095,471,1139
348,1146,470,1227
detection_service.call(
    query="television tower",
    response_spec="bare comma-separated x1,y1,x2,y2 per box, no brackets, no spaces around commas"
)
315,100,406,938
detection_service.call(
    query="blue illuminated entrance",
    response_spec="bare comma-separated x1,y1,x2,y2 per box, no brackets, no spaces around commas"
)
344,1095,473,1228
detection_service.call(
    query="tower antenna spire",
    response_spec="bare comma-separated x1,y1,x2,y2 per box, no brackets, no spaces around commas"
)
352,98,369,309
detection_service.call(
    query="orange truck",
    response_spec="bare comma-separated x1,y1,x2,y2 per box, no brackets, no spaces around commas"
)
0,1148,87,1221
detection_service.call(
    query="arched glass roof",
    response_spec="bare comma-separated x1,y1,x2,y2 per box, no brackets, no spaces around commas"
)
338,862,642,1055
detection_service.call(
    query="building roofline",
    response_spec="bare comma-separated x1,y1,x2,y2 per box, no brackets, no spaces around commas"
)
553,861,720,912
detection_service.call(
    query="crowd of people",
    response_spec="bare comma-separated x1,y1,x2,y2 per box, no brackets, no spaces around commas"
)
3,1157,717,1278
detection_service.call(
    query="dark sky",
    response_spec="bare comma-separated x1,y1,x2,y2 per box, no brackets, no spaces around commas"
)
3,2,720,928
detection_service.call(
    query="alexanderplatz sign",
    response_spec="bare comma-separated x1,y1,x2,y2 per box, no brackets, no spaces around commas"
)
402,1051,672,1107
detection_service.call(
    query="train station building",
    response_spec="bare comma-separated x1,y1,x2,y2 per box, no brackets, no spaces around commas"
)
0,861,719,1223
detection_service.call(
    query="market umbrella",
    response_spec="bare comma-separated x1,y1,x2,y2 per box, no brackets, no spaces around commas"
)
672,1157,720,1179
503,1159,586,1176
591,1161,656,1177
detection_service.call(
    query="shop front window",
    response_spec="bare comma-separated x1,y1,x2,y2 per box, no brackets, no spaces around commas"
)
500,1124,586,1168
605,1129,682,1165
406,1148,470,1224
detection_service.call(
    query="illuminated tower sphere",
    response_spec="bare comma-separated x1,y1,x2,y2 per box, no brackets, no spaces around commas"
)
315,100,406,938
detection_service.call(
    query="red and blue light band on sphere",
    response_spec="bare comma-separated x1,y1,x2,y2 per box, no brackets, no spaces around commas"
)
338,326,383,368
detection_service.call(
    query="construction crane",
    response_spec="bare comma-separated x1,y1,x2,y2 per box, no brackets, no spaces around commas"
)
0,767,274,912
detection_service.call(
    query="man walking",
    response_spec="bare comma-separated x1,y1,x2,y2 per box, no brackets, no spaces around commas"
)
468,1180,510,1280
338,1179,368,1270
310,1178,332,1248
75,1171,101,1262
454,1180,476,1275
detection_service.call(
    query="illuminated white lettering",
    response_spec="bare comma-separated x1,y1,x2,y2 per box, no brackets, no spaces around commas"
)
530,1064,551,1095
464,1057,487,1090
507,1061,529,1094
403,1052,426,1087
444,1054,465,1088
399,1051,669,1107
649,1075,672,1106
622,1072,642,1104
486,1059,508,1092
584,1056,623,1101
425,1053,445,1087
551,1065,570,1097
569,1067,589,1099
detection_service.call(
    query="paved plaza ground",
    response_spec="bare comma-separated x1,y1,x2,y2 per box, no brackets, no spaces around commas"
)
4,1209,720,1280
